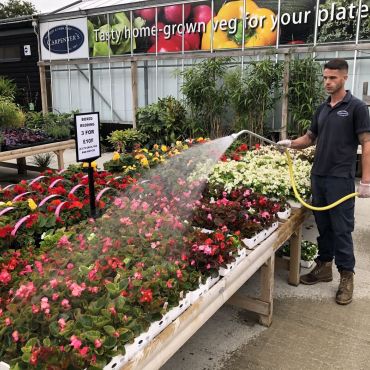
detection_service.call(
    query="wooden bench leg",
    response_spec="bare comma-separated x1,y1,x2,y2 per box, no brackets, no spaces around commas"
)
54,150,65,170
288,226,302,286
259,254,275,327
17,157,27,175
227,254,275,328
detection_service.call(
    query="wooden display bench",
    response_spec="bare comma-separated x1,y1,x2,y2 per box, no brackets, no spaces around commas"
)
0,140,75,174
120,207,308,370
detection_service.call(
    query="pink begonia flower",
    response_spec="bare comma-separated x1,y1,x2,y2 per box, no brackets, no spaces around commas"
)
15,282,36,300
191,260,196,266
260,211,270,218
183,191,191,198
203,245,213,255
88,286,99,293
5,317,12,326
40,297,50,314
166,280,173,288
34,261,43,275
88,268,98,281
32,304,40,314
206,263,211,269
141,201,149,211
19,265,33,275
61,299,71,309
69,282,86,297
94,339,102,348
130,199,140,211
58,318,66,330
50,279,58,289
0,309,2,317
79,346,89,357
109,307,117,315
102,237,113,253
52,293,59,301
67,263,74,270
145,232,152,239
134,272,143,280
176,269,183,279
0,269,11,284
12,330,19,342
70,335,82,349
113,197,123,207
120,217,133,226
207,213,213,221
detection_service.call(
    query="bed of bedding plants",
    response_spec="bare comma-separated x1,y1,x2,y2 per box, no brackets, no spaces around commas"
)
0,141,312,369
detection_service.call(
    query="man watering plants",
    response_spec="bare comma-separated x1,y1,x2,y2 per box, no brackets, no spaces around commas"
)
277,58,370,305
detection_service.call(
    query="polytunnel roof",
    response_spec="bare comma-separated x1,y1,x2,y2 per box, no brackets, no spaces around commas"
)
40,0,183,21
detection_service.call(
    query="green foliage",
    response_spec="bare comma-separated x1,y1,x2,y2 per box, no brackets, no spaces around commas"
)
108,128,148,152
25,111,72,139
180,57,231,138
225,59,283,140
0,0,37,18
0,98,25,128
283,240,318,261
31,152,54,169
0,76,17,101
288,57,325,136
136,96,187,146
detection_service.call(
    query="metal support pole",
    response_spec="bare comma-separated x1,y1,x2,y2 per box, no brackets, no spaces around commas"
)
88,162,97,218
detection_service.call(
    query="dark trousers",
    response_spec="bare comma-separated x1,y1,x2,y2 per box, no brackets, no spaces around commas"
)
311,175,356,272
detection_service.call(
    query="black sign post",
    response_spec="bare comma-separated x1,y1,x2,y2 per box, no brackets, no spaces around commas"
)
74,112,101,218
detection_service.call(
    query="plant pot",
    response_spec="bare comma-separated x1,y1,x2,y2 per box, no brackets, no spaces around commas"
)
164,296,191,323
204,275,220,290
277,207,291,220
265,221,279,237
300,259,315,268
147,315,170,340
187,283,208,304
242,229,266,249
287,199,302,208
219,260,237,276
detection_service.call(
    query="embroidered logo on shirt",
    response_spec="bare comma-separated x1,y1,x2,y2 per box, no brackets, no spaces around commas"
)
337,110,349,117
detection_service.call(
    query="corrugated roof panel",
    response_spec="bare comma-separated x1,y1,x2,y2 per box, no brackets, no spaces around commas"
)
55,0,149,14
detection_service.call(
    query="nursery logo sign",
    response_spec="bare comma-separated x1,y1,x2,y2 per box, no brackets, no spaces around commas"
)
43,25,84,54
40,18,89,60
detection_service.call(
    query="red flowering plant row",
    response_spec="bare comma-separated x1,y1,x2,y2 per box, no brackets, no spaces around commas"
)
220,142,261,162
0,167,136,250
0,174,239,369
192,185,281,239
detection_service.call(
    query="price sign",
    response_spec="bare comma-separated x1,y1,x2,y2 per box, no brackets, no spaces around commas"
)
74,112,101,162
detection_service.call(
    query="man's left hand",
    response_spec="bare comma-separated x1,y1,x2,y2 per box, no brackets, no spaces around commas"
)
358,181,370,198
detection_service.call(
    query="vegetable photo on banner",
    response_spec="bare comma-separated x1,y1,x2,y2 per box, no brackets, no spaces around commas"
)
201,0,277,49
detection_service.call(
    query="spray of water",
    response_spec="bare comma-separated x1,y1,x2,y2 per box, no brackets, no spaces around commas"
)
1,136,237,368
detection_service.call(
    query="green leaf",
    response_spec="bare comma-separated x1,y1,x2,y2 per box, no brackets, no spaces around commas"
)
103,336,117,349
83,330,101,343
103,325,116,336
79,315,94,329
21,352,31,363
43,337,51,347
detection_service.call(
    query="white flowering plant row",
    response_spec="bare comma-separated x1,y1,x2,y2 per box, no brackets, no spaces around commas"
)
209,146,312,200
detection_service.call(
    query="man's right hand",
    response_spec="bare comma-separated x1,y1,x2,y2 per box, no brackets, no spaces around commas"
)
276,139,292,153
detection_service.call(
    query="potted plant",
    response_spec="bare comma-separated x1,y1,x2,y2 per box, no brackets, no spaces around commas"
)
282,240,318,268
108,129,148,153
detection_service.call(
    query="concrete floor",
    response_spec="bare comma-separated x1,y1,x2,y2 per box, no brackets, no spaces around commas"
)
162,197,370,370
1,150,369,370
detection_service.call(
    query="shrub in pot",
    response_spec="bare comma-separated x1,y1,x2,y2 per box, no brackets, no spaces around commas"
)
0,98,25,128
108,128,148,153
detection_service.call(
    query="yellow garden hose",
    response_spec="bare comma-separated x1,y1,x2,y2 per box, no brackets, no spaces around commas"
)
284,149,359,211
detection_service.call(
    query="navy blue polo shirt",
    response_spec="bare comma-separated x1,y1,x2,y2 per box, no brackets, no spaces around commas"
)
309,91,370,178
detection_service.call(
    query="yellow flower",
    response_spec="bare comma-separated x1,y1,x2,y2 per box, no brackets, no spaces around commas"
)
149,153,153,157
140,158,149,167
152,157,159,162
154,151,160,158
183,145,189,150
161,145,168,152
196,137,204,142
135,154,144,160
6,201,13,206
153,144,159,150
176,141,182,146
112,152,120,161
82,161,97,168
143,148,148,153
0,202,4,206
28,198,37,211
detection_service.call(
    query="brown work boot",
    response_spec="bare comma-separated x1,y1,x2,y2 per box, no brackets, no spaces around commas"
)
300,259,333,285
336,270,354,305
